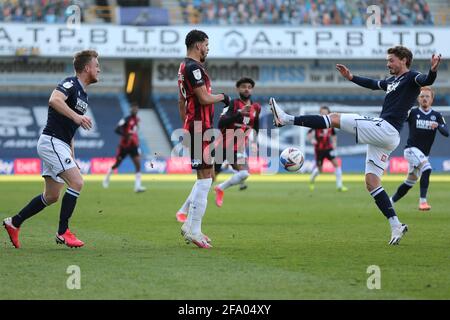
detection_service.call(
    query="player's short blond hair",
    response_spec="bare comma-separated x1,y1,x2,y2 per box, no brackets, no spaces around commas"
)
420,86,434,99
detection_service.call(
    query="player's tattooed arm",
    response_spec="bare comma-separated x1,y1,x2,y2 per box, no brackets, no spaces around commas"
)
49,90,92,130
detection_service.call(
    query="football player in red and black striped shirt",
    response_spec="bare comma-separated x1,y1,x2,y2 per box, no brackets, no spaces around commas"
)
103,103,146,192
308,106,347,192
175,30,230,248
213,77,261,207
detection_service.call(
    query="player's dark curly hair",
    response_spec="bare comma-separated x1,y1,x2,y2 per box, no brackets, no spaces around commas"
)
236,77,255,88
387,46,413,68
73,50,98,73
185,30,208,49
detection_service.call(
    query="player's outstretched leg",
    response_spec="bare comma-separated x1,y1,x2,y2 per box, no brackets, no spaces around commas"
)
55,168,84,248
269,97,331,129
214,170,249,207
419,166,432,211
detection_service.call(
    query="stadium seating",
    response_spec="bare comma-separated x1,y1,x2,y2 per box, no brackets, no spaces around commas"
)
0,0,442,25
178,0,435,26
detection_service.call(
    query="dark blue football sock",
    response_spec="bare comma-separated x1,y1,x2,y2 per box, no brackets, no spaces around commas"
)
58,188,79,235
371,187,396,219
11,194,48,227
392,182,413,202
294,115,329,128
420,169,431,199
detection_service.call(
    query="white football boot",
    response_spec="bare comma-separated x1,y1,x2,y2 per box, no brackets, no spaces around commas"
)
389,224,408,245
269,97,287,127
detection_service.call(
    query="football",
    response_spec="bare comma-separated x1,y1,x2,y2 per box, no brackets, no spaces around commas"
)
279,147,305,172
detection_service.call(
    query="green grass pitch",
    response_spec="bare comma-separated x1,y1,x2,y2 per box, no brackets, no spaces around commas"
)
1,174,449,299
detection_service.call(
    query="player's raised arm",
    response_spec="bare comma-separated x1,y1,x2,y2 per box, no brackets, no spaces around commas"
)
415,54,441,86
49,90,92,130
336,64,385,90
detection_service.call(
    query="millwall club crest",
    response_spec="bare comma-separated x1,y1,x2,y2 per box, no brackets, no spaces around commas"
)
431,115,436,121
192,69,202,80
62,81,73,89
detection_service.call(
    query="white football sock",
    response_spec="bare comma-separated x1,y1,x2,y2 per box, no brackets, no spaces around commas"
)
388,216,401,229
420,197,427,204
218,170,249,190
179,183,197,214
104,168,113,185
189,178,212,235
135,172,142,189
335,167,343,188
284,114,295,125
310,167,319,183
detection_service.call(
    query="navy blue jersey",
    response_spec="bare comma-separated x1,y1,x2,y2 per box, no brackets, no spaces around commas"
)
42,76,88,145
351,69,436,132
405,107,446,156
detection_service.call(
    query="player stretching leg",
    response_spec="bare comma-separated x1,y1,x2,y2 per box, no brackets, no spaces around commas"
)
308,106,347,192
215,161,248,191
3,50,100,248
391,87,448,211
214,77,261,207
103,103,146,193
270,46,441,245
176,30,230,247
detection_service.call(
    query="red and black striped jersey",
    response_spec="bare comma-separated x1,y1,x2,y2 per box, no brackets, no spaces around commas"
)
177,57,214,132
309,128,335,151
115,114,139,148
218,99,261,151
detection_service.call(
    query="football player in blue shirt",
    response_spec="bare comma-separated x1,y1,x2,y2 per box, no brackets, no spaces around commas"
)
3,50,100,248
270,46,441,245
391,86,449,211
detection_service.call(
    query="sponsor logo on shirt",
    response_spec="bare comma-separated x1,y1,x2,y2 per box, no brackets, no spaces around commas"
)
416,119,436,130
75,98,88,114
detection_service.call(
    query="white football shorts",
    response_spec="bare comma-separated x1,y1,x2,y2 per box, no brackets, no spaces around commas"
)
404,147,430,176
340,114,400,177
37,134,77,183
